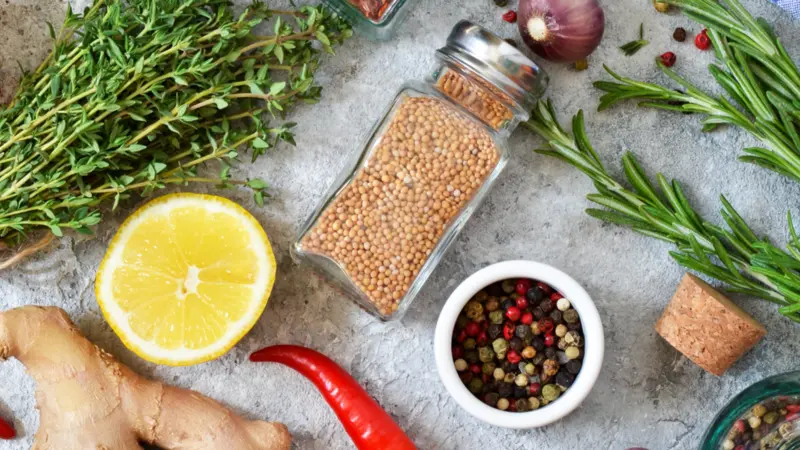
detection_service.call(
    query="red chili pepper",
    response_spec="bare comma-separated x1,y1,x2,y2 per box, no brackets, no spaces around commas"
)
0,416,14,440
251,345,417,450
660,52,677,67
502,10,517,23
695,30,711,50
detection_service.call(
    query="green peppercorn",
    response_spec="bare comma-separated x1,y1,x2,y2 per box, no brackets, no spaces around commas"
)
515,398,529,412
524,363,537,376
486,297,500,312
468,378,484,394
515,373,529,387
456,314,470,329
454,359,468,371
563,309,579,323
479,346,495,363
484,392,499,407
780,422,795,438
489,310,504,324
510,292,519,300
504,373,516,384
748,416,761,429
528,397,541,410
463,338,477,350
764,411,780,425
464,350,480,364
752,404,768,417
542,384,561,402
564,331,583,347
502,279,515,294
565,346,581,360
474,291,489,303
492,338,509,355
521,346,536,359
466,301,484,321
493,367,505,381
557,338,569,350
497,398,510,411
482,361,497,375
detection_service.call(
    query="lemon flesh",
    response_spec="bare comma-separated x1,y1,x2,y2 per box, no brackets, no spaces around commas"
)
96,194,275,366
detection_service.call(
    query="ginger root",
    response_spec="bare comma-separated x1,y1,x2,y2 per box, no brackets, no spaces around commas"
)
0,306,291,450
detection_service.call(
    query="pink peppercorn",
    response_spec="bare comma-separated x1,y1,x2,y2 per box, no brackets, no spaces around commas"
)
516,297,529,310
452,346,464,359
550,292,563,301
520,311,534,325
507,350,522,364
515,279,531,295
544,334,556,347
465,322,481,337
505,306,521,322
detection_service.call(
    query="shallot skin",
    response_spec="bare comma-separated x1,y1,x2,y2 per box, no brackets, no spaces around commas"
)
518,0,605,63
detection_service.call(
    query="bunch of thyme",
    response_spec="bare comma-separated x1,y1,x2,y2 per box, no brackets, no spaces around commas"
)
0,0,350,256
594,0,800,183
524,100,800,322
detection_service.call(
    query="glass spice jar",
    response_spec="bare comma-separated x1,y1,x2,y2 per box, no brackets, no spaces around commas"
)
323,0,416,40
293,21,548,320
702,371,800,450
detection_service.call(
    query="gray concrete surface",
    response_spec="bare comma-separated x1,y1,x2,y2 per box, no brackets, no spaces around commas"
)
1,0,800,448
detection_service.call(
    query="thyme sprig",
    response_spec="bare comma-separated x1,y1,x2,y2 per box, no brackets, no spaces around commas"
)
619,24,649,56
524,100,800,323
595,0,800,183
0,0,351,247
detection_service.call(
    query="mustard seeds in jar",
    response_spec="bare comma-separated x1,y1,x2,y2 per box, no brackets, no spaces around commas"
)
293,21,547,320
301,96,500,316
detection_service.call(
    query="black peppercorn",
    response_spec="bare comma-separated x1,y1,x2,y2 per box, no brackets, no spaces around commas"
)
550,310,563,325
673,27,687,42
488,323,503,340
482,381,496,394
509,337,524,352
493,0,509,6
531,336,545,352
566,359,582,374
516,324,532,340
465,350,480,364
484,392,500,406
540,299,555,313
513,386,528,399
567,321,582,331
497,382,513,398
532,353,546,366
545,347,557,360
502,360,516,373
515,398,530,412
555,372,575,388
501,298,516,310
526,287,544,303
532,307,545,320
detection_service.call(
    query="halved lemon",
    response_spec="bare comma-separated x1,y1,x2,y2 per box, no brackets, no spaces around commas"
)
95,193,276,366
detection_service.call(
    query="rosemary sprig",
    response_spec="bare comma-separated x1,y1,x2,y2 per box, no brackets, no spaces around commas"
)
0,0,351,248
595,0,800,183
619,23,649,56
523,99,800,323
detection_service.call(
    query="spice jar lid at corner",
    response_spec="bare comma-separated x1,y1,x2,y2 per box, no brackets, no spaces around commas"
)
323,0,417,40
436,21,548,116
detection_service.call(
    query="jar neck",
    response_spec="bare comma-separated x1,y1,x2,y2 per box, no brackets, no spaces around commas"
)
428,62,527,133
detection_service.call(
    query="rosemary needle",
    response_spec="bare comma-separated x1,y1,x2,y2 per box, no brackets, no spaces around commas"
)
619,23,649,56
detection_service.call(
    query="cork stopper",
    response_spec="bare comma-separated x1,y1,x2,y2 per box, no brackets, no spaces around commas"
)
655,274,766,376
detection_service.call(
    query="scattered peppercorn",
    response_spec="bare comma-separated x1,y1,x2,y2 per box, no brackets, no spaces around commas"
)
654,0,669,12
695,29,711,50
660,51,677,67
673,27,687,42
493,0,508,6
452,278,585,412
502,10,517,23
574,59,589,71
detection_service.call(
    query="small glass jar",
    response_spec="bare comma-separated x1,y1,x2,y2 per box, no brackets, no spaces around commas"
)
323,0,416,40
293,21,548,320
702,371,800,450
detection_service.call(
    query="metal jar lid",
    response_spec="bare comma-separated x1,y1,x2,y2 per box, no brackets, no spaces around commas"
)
435,21,548,114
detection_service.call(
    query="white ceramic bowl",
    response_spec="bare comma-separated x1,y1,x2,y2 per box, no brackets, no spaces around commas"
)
434,260,604,429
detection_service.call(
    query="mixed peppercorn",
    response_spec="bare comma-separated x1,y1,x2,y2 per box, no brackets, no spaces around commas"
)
452,278,585,412
722,398,800,450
